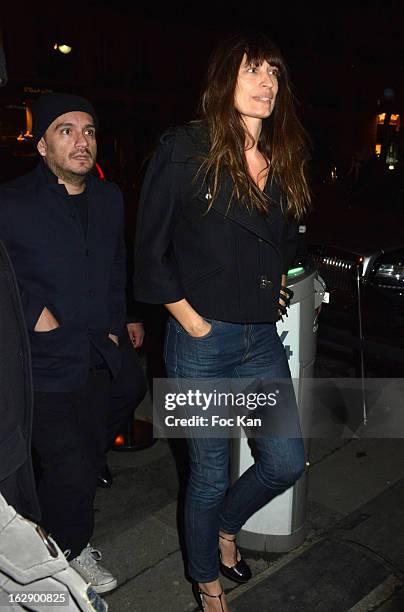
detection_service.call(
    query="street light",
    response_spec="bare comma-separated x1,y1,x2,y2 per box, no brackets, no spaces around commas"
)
53,43,72,54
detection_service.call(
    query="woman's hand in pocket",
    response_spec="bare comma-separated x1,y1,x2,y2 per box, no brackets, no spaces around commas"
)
185,317,212,338
165,299,211,338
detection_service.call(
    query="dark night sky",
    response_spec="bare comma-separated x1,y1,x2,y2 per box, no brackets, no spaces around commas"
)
90,0,403,55
5,0,404,102
78,0,404,106
51,0,404,57
2,0,403,179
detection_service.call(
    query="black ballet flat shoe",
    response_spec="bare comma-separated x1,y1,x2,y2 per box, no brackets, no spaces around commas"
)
192,582,225,611
218,533,252,584
97,464,113,488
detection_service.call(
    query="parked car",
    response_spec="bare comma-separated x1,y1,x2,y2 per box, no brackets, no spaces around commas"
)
304,162,404,374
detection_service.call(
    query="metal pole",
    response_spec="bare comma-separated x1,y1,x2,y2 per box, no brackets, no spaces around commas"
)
356,262,367,426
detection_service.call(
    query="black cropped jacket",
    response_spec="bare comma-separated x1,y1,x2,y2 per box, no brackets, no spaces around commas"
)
133,122,299,323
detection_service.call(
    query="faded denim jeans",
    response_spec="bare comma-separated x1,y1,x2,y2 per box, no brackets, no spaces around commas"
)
164,317,305,582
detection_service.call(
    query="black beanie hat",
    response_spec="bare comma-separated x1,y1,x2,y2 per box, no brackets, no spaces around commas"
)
31,92,99,145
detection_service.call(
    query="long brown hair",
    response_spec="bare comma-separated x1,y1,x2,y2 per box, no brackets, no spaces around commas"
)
199,32,311,219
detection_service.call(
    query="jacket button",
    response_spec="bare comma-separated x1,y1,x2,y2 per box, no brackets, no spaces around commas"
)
260,275,273,289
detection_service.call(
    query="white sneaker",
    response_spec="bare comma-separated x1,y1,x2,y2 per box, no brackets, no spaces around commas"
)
69,543,117,594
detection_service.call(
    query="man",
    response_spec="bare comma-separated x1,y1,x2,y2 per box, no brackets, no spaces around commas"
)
0,93,126,593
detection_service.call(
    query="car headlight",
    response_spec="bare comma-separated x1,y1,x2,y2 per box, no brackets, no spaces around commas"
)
370,252,404,290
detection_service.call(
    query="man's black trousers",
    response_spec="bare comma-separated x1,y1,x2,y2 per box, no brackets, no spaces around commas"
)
106,333,148,454
32,369,111,558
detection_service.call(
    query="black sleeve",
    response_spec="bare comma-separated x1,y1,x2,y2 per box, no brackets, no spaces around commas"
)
133,137,185,304
281,219,300,274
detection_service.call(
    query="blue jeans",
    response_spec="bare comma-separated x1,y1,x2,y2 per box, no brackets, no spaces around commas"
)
164,317,305,582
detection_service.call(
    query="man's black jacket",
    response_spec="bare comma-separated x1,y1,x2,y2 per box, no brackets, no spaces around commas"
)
134,122,299,323
0,163,126,392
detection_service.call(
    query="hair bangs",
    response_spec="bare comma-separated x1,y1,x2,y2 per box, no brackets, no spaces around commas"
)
243,39,285,74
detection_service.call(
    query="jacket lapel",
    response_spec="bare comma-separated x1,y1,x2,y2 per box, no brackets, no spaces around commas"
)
173,123,284,250
200,170,283,249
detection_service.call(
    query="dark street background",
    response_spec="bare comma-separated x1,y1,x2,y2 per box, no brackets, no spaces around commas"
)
1,5,404,609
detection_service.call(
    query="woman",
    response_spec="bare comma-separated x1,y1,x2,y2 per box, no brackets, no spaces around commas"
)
134,33,311,612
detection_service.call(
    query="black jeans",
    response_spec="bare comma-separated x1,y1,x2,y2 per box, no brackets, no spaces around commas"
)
32,369,111,558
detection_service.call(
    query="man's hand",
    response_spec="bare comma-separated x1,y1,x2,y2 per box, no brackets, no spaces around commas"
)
108,333,119,346
34,307,59,332
127,322,145,348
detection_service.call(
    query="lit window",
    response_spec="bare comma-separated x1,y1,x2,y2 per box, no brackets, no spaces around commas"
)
377,113,386,125
375,143,381,156
389,114,400,131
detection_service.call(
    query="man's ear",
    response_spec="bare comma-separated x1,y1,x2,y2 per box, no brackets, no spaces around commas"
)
36,137,47,157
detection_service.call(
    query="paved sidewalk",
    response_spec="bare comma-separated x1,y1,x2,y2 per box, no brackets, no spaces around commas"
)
92,350,404,612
